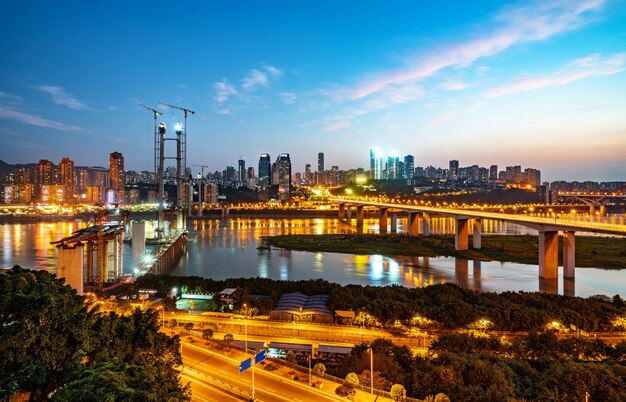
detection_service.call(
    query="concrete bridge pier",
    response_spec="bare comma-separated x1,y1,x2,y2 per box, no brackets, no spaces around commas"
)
563,231,576,278
379,208,388,234
390,212,397,234
421,212,431,236
347,206,353,220
356,206,364,228
408,212,419,236
539,230,559,279
455,218,469,251
564,278,576,297
221,206,229,217
473,219,482,249
338,203,346,219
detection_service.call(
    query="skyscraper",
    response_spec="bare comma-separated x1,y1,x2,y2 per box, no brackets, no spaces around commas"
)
369,148,377,179
304,164,312,184
59,157,75,201
489,165,498,182
258,153,271,200
317,152,324,172
449,160,459,181
109,152,124,190
238,158,246,186
404,155,414,179
36,159,55,199
386,154,400,180
278,153,291,201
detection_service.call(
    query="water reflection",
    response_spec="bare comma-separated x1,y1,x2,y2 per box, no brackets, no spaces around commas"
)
1,218,625,297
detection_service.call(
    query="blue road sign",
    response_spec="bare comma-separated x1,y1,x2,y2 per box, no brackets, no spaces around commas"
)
239,358,251,373
255,350,267,364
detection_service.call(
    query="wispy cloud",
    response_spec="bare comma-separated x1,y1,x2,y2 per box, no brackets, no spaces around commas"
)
429,112,457,128
214,80,238,104
484,53,625,98
280,92,297,104
323,120,351,132
242,69,269,91
36,85,93,111
241,65,283,91
0,106,83,131
214,64,283,112
0,91,22,103
440,80,472,91
344,0,604,101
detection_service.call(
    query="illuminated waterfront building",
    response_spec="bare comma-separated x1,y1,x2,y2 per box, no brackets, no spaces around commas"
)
238,158,246,186
59,157,75,201
404,155,414,179
109,152,124,190
278,153,291,201
258,153,271,200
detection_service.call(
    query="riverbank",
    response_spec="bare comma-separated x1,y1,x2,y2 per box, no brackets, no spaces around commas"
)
262,234,626,269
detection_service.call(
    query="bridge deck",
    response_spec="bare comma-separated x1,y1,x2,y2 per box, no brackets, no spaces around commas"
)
331,198,626,236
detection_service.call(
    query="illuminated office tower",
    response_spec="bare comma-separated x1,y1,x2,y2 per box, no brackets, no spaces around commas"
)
404,155,414,179
317,152,324,172
238,158,246,186
59,157,75,201
278,153,291,201
109,152,124,190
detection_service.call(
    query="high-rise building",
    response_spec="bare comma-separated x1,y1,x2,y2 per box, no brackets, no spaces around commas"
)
386,155,400,180
225,165,236,185
317,152,324,172
304,164,312,184
369,148,377,180
525,168,541,187
238,158,246,186
109,152,124,190
76,169,90,192
489,165,498,182
36,160,55,200
278,153,291,201
513,165,522,183
59,157,75,201
404,155,414,179
449,160,459,181
258,154,271,200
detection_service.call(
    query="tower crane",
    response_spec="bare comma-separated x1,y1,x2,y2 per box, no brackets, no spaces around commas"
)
159,103,195,216
140,104,165,238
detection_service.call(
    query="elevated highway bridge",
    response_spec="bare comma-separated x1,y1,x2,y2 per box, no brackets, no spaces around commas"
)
330,197,626,282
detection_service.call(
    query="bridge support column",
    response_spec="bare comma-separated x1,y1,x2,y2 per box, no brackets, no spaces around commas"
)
347,206,353,220
589,205,595,215
379,208,388,234
455,218,469,251
408,212,419,236
390,213,397,234
563,231,575,278
339,203,346,219
356,206,364,228
599,204,606,216
421,212,431,236
539,230,558,279
472,219,482,249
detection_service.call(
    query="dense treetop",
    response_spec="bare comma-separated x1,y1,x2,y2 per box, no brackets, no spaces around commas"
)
0,266,189,401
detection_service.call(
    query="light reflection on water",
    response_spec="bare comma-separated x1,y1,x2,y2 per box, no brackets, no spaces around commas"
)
2,217,625,297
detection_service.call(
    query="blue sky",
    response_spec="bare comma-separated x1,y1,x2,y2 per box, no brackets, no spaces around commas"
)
0,0,625,181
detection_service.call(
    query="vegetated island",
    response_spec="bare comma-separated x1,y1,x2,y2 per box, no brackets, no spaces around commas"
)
261,234,626,269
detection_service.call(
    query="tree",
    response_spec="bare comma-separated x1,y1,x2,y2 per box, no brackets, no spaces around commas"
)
168,318,178,328
434,393,451,402
345,372,359,389
313,363,327,378
202,329,213,340
0,266,190,401
184,322,194,333
390,384,406,401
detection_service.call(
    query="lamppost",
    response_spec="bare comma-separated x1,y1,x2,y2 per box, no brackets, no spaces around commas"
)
369,348,374,394
308,355,312,387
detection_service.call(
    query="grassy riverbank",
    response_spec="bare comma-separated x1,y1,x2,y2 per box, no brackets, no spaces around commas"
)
262,234,626,269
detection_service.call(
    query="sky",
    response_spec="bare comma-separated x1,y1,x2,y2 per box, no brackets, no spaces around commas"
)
0,0,625,182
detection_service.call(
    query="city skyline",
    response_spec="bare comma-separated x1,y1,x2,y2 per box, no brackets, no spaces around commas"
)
1,1,625,181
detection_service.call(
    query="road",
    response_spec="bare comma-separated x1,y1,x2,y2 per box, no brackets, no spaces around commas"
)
181,340,347,402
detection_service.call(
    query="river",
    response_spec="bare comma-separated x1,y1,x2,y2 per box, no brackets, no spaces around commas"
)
1,217,624,297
